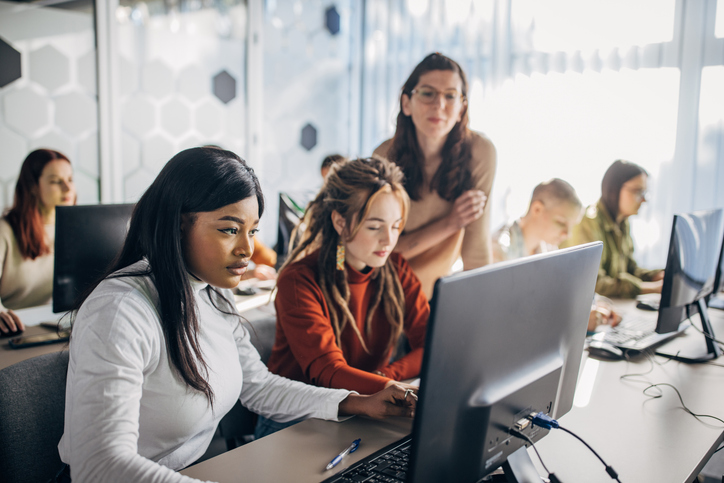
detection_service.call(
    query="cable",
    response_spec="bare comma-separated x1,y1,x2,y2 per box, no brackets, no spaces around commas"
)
508,430,552,476
642,383,724,426
528,413,621,482
684,306,724,351
557,426,621,483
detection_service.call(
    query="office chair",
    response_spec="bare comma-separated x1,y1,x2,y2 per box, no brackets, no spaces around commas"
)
275,192,306,269
217,314,278,450
0,351,69,483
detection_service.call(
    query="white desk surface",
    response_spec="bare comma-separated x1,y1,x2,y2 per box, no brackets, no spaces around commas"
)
181,301,724,483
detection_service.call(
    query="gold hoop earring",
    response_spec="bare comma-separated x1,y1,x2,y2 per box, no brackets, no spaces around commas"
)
336,243,345,271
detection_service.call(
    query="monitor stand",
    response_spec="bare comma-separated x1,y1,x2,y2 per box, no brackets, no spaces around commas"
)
656,298,722,363
498,446,544,483
709,294,724,311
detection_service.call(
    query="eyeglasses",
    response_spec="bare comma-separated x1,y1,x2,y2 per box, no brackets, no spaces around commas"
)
623,186,647,201
410,86,465,106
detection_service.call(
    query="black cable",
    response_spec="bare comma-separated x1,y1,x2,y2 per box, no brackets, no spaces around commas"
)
642,383,724,426
509,430,552,476
714,444,724,454
684,306,724,351
556,425,622,483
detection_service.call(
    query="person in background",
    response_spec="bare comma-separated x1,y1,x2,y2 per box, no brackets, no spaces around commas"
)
493,178,620,332
0,149,76,334
320,153,346,180
374,52,496,299
563,159,664,299
492,178,583,262
263,157,428,438
57,147,416,483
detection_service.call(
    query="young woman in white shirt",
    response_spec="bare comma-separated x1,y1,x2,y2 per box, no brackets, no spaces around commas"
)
57,147,416,483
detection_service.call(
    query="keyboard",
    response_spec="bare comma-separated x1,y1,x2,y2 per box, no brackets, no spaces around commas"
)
596,314,687,351
321,436,412,483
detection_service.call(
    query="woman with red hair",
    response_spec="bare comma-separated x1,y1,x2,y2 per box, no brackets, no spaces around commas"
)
0,149,76,333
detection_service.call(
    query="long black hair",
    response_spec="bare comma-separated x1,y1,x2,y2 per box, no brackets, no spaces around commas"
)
75,146,263,404
601,159,647,219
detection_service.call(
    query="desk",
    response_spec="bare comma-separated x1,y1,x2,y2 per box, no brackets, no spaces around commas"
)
182,301,724,483
0,290,274,371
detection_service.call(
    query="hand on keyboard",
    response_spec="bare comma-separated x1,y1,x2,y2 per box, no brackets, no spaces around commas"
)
339,383,418,420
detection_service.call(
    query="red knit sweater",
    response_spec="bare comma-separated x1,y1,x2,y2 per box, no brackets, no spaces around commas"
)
267,251,429,394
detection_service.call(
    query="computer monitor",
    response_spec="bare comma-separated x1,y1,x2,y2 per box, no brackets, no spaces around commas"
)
408,242,602,483
53,204,135,313
654,209,724,362
706,222,724,310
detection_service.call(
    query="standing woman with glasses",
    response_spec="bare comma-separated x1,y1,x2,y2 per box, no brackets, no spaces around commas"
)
374,53,496,299
563,160,664,298
0,149,76,334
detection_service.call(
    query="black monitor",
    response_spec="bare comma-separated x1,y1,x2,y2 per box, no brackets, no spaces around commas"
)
275,192,305,269
53,204,135,313
655,209,724,362
707,220,724,310
408,242,602,483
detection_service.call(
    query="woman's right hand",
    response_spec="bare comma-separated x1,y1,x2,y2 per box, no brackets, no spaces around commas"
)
448,190,486,230
339,383,417,420
0,310,25,334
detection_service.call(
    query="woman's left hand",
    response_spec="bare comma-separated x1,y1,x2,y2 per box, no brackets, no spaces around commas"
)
339,383,417,419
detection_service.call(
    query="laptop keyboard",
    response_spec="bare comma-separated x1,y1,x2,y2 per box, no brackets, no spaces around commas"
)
321,436,412,483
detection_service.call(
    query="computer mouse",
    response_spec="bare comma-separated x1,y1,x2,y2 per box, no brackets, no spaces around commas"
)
587,340,625,360
1,327,24,339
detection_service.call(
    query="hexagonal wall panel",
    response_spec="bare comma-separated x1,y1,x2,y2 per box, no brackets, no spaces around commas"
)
142,135,175,172
74,170,99,204
4,87,51,137
177,66,207,103
55,91,97,137
78,50,97,95
142,60,173,99
0,127,28,179
213,70,236,104
160,98,191,137
76,134,99,178
119,56,138,97
325,6,341,35
301,123,317,151
122,132,141,175
30,129,74,160
195,100,223,138
124,168,156,202
0,37,22,88
29,45,70,93
122,94,156,139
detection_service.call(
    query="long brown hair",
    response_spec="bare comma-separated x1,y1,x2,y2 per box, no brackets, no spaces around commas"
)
4,149,72,259
601,160,647,219
386,52,473,201
280,157,410,354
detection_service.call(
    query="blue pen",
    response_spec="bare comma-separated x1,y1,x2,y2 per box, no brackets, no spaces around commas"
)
325,438,361,470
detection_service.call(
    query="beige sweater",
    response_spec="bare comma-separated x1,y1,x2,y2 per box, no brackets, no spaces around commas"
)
0,218,54,311
374,131,497,298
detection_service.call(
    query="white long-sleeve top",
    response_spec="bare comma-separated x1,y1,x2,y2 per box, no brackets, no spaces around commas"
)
59,261,351,483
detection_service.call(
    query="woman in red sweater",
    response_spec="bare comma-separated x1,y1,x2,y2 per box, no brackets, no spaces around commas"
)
259,157,429,438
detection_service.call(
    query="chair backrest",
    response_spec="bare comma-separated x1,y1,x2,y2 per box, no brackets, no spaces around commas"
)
275,192,306,269
0,350,69,483
218,315,277,448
